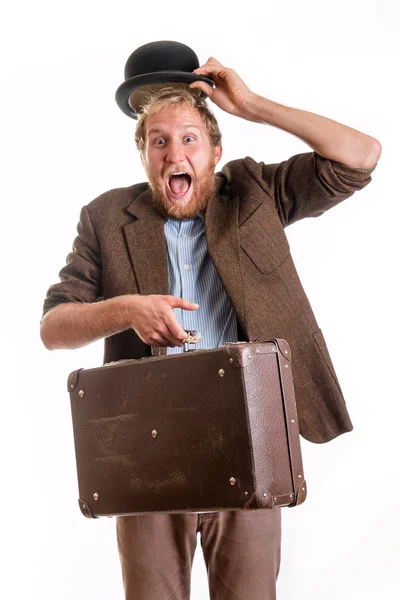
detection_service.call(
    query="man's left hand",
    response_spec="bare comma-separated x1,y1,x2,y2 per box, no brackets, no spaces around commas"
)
189,57,255,118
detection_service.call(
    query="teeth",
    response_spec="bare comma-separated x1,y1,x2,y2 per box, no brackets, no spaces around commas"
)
170,172,187,176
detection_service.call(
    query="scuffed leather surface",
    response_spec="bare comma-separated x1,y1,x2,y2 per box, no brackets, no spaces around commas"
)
69,341,306,517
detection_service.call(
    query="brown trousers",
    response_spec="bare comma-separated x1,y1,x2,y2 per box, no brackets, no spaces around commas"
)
116,507,282,600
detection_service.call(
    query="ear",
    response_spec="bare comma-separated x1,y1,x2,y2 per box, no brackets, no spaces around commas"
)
213,144,223,166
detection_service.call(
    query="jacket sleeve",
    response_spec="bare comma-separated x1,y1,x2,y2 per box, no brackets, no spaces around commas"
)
243,151,377,228
41,205,103,321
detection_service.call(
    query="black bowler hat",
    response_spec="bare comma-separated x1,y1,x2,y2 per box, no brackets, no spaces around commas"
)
115,41,215,119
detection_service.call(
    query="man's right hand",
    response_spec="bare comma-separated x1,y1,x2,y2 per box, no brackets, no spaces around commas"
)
122,294,199,348
40,294,199,351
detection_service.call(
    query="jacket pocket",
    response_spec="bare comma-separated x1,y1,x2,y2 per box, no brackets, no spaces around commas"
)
239,202,291,274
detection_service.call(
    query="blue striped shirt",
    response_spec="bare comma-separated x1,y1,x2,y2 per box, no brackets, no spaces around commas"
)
164,215,238,354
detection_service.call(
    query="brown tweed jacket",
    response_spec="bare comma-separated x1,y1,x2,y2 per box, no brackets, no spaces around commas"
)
42,151,376,443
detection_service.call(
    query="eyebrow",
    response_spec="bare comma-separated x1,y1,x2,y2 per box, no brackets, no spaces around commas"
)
147,125,201,136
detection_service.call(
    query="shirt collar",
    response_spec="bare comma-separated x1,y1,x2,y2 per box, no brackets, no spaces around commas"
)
165,211,205,225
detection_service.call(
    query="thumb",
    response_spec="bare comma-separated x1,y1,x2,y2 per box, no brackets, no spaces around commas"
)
189,81,213,97
168,296,200,310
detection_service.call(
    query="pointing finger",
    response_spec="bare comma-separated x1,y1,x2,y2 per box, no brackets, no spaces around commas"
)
165,296,200,310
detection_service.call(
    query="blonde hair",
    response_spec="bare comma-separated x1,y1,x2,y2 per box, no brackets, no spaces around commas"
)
134,86,222,153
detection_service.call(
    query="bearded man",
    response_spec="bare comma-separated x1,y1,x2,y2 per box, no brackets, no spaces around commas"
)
40,47,381,600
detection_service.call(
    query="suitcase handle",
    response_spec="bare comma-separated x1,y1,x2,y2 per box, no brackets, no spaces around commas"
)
182,329,202,352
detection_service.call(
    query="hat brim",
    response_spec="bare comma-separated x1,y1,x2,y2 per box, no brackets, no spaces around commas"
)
115,71,215,119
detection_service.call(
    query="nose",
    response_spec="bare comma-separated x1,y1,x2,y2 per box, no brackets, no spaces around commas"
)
165,138,185,164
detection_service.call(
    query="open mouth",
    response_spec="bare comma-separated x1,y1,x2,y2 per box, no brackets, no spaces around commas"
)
167,172,193,198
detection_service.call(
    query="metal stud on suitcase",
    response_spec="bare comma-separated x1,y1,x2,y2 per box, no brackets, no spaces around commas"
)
67,339,307,518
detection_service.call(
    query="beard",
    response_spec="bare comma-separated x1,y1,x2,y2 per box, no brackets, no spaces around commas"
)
145,157,217,220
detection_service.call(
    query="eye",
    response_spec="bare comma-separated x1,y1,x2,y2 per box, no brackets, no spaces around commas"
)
153,138,166,145
184,136,195,142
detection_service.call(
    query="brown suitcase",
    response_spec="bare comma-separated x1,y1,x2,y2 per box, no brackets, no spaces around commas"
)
67,339,307,518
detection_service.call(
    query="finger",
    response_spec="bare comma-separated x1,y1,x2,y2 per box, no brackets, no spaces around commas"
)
156,322,186,347
195,57,223,71
189,81,213,96
162,312,192,344
192,67,220,78
193,62,227,77
165,296,200,311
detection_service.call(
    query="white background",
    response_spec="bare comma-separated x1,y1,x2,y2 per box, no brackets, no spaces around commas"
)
1,1,399,598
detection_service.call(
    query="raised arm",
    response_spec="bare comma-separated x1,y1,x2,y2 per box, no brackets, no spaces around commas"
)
189,57,381,169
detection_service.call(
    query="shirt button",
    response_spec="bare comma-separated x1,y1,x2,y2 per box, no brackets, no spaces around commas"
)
183,264,190,270
182,234,188,238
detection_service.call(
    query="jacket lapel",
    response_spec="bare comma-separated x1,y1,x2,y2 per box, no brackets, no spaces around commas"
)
205,185,247,337
123,187,169,298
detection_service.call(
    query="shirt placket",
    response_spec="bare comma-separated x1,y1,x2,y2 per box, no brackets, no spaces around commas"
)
178,220,195,334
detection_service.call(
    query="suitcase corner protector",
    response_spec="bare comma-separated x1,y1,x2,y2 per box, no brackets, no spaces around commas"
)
68,368,83,393
289,480,307,507
78,498,97,518
274,338,292,361
243,490,274,510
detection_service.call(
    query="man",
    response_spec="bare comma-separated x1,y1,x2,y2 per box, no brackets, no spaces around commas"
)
40,57,381,600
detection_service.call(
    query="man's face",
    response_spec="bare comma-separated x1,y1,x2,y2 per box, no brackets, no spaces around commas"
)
141,104,222,220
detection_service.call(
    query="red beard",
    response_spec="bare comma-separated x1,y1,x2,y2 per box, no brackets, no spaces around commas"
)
146,158,217,220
